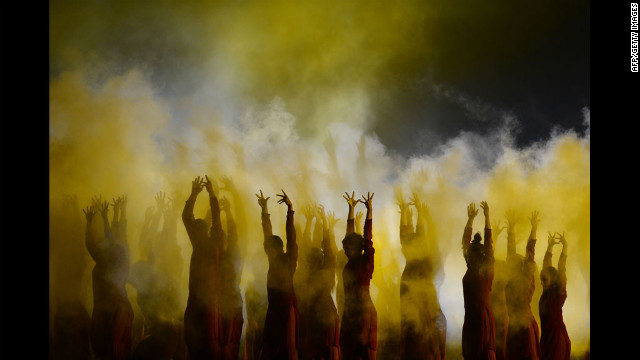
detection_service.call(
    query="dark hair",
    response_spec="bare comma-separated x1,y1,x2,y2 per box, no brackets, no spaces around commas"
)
342,232,364,250
541,266,559,286
267,235,284,249
472,232,482,243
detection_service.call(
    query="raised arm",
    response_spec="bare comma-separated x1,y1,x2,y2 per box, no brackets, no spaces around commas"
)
220,196,238,259
355,211,363,235
409,192,424,239
111,196,121,230
361,192,375,277
480,201,494,263
557,232,568,288
118,194,128,247
343,191,360,236
462,202,478,260
277,189,297,272
98,201,114,242
205,175,224,245
312,204,325,247
326,210,340,257
505,210,518,260
256,190,272,248
526,211,540,262
301,203,315,249
543,232,557,270
182,176,204,242
83,206,99,261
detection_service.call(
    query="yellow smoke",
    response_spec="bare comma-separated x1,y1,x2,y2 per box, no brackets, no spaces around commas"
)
50,1,589,356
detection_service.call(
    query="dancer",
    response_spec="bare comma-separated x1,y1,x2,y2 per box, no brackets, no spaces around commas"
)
539,232,571,360
505,211,542,360
461,201,495,360
219,196,245,360
399,192,446,360
340,192,377,360
84,195,134,360
182,175,224,360
305,209,341,359
257,189,300,360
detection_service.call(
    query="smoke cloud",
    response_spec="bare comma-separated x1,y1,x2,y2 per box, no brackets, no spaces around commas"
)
50,0,589,357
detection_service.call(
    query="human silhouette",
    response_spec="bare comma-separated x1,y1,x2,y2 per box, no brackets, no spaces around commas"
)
219,195,245,360
489,220,508,360
505,211,542,360
130,194,180,360
460,201,495,360
538,232,571,360
398,192,446,360
340,191,377,360
305,208,341,359
84,195,134,360
257,189,300,360
336,210,362,320
182,175,225,360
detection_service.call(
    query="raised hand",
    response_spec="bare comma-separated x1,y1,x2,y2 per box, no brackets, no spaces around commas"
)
83,206,96,222
493,220,506,238
361,192,374,210
120,194,128,211
204,175,216,195
467,203,478,220
505,209,520,229
155,191,167,210
343,191,361,209
408,192,420,209
219,196,231,212
219,175,235,191
111,196,121,213
528,210,540,228
191,176,205,196
479,201,489,217
355,211,363,224
316,204,325,219
255,190,270,209
91,195,103,208
99,201,110,217
557,231,567,247
303,203,315,221
547,232,558,247
276,189,292,209
327,210,340,229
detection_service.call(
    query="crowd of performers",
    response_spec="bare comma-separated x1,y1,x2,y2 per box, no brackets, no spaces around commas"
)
50,175,577,360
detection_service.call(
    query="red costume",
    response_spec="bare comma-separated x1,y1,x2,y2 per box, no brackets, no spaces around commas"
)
340,218,377,360
505,238,541,360
539,251,570,360
261,209,300,360
461,226,496,360
182,194,224,360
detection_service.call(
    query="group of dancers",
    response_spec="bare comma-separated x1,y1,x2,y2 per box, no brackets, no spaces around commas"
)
50,174,574,360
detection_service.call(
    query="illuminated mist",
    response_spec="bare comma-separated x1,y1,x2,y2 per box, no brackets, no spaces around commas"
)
50,1,589,358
